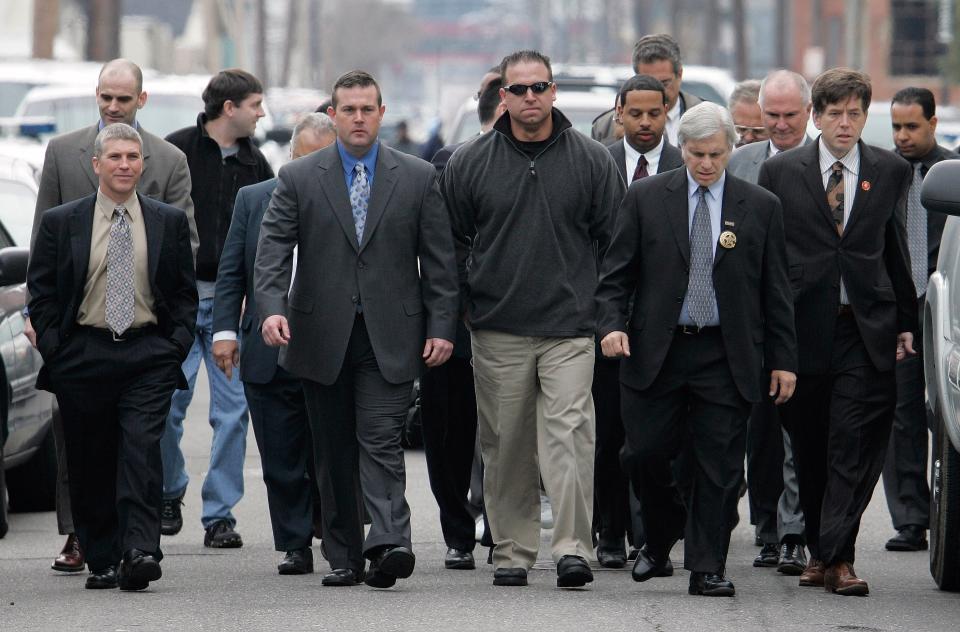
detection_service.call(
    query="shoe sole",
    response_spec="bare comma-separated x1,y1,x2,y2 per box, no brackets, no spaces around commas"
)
205,536,243,548
777,562,805,576
85,578,118,589
278,564,313,575
445,559,476,570
753,559,779,568
598,557,626,569
364,572,397,588
493,576,528,586
799,578,824,587
52,562,86,573
119,559,161,591
378,549,415,579
885,542,928,552
160,525,182,536
827,584,869,596
322,574,361,586
557,569,593,588
689,586,735,597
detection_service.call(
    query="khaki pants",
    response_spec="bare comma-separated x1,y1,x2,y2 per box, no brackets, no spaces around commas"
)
471,330,596,569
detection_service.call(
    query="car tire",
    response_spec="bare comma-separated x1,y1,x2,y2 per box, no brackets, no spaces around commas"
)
5,422,56,513
0,438,8,538
930,413,960,591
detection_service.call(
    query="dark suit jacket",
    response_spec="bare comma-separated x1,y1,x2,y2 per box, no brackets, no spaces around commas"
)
212,178,280,385
254,143,459,385
758,139,918,374
606,138,684,185
28,193,198,391
897,143,960,276
597,168,797,403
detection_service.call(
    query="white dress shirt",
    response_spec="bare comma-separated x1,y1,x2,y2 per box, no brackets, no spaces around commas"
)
623,135,665,181
665,99,682,146
818,138,861,304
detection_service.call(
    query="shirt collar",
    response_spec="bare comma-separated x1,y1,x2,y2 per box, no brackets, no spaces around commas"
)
818,137,860,175
667,99,682,123
686,170,725,201
625,135,664,162
95,189,140,222
337,139,379,177
767,140,780,157
98,119,139,131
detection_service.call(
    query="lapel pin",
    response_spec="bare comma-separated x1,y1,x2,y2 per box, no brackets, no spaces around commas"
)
723,220,735,227
719,230,737,249
861,180,871,191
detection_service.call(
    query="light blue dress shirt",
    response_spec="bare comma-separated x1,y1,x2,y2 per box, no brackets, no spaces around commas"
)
337,139,380,192
678,170,724,326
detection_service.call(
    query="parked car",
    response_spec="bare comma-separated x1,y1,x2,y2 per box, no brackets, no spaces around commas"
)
0,152,58,538
0,59,109,118
919,158,960,590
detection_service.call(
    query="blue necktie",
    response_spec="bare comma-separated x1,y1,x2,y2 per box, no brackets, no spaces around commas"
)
688,186,716,327
350,163,370,244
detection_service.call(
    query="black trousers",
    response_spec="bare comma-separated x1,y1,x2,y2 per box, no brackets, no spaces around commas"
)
780,313,896,565
620,329,749,573
50,327,181,573
420,356,478,551
882,296,930,531
300,316,412,575
244,367,315,552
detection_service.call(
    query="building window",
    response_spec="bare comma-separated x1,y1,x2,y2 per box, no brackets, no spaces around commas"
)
890,0,941,76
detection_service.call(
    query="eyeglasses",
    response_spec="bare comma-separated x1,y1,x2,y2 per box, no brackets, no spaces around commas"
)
735,125,767,136
503,81,554,96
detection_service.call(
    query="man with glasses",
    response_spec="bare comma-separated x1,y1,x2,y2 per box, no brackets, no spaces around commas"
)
592,33,702,146
441,50,624,588
729,80,768,147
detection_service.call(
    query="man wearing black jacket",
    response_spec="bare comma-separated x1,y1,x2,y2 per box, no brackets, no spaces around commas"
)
441,50,625,589
162,69,273,548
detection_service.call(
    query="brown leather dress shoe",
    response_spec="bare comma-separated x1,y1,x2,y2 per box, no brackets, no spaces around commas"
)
51,533,85,573
824,561,869,596
798,558,825,587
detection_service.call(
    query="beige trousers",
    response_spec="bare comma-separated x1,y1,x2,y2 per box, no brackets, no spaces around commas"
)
471,330,596,569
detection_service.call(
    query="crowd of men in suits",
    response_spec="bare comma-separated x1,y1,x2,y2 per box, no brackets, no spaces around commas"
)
24,30,950,597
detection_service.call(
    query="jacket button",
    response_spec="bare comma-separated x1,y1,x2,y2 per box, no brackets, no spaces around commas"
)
676,296,682,303
357,261,365,269
351,295,359,303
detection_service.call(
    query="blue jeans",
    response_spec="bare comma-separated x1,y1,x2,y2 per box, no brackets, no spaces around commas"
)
160,297,249,528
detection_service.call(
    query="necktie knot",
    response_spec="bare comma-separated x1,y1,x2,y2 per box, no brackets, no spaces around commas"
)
113,205,126,219
831,161,843,175
697,185,709,199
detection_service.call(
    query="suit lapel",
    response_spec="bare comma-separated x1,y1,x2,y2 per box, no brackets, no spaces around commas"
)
715,175,746,267
139,194,163,291
318,149,360,252
799,141,837,233
78,126,99,190
69,198,94,294
664,168,690,265
359,147,398,252
843,141,877,237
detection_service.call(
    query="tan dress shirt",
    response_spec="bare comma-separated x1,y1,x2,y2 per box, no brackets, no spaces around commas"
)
76,190,157,328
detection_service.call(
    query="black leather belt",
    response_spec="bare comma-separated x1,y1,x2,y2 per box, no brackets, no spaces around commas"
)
675,325,720,336
838,304,853,317
81,325,156,342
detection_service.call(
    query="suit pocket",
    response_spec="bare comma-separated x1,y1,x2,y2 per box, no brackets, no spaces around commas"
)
788,264,803,281
402,299,424,316
288,291,313,313
874,284,896,302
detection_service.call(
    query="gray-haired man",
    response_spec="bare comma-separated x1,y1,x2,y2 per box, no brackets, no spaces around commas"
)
597,102,796,596
211,113,336,575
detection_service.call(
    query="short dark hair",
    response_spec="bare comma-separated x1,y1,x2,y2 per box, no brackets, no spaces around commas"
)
617,74,667,107
315,98,332,113
892,86,936,120
499,50,553,84
477,77,503,125
632,34,682,75
811,68,872,115
330,70,382,108
202,68,264,120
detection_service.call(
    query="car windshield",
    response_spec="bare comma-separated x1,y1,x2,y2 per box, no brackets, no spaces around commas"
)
21,93,203,138
0,178,35,247
0,82,41,117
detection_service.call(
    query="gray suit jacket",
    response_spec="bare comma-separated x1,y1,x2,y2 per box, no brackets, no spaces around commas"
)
213,178,280,385
606,138,684,185
31,123,199,256
254,143,459,385
727,135,812,184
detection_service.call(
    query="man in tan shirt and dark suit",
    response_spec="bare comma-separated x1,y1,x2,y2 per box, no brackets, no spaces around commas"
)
27,58,197,573
27,123,197,591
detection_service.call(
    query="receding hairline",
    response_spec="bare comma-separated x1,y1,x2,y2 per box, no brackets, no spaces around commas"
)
759,70,810,108
98,59,143,93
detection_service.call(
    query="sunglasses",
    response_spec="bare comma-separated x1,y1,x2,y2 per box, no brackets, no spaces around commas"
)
503,81,554,96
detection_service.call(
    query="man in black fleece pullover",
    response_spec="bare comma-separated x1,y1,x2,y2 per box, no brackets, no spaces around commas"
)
440,50,625,589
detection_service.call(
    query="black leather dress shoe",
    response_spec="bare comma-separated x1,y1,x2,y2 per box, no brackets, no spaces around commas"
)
777,543,807,575
557,555,593,588
444,547,475,570
597,547,627,569
627,547,641,561
118,549,161,591
753,542,780,567
631,545,671,582
885,525,928,552
365,546,415,588
85,566,118,589
493,568,527,586
278,547,314,575
322,568,363,586
688,571,735,596
160,494,184,536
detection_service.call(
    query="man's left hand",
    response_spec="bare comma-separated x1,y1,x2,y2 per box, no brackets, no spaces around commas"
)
769,369,797,405
896,332,916,361
423,338,453,367
213,339,240,380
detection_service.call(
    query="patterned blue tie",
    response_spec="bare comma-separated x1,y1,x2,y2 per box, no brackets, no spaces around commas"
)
105,205,135,335
688,186,716,327
350,163,370,244
907,162,928,296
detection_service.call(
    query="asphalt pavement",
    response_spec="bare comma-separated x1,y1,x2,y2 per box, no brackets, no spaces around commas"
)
2,364,960,631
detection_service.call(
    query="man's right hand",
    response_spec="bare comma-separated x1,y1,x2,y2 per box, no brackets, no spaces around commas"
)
600,331,630,358
261,315,290,347
24,316,36,348
212,339,240,380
